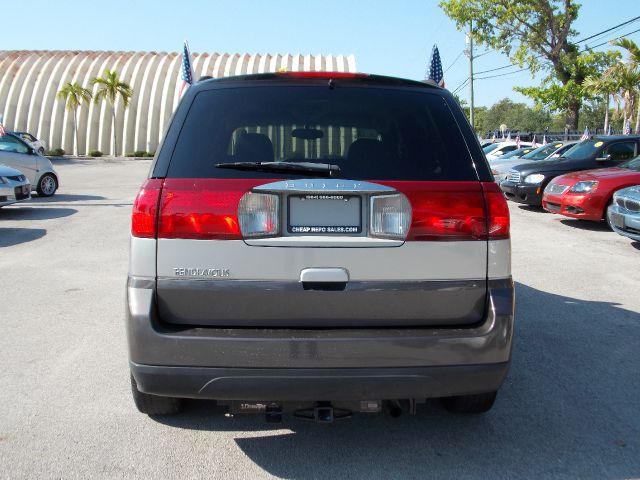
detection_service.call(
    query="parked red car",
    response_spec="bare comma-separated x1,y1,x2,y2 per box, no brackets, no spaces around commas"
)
542,156,640,226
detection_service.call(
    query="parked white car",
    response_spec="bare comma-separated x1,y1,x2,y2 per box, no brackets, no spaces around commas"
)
0,164,31,207
0,133,58,196
483,141,532,160
11,132,46,155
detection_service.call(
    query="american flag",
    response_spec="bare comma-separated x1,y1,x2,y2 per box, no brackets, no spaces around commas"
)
580,127,590,141
426,45,445,88
623,118,631,135
490,133,496,143
0,123,5,137
531,135,538,148
515,135,521,148
180,40,194,96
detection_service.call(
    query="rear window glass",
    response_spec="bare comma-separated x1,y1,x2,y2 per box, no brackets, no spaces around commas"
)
167,86,479,181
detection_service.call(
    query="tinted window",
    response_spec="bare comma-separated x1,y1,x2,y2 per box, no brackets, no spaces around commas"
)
621,156,640,171
522,143,561,160
168,86,479,181
564,140,599,160
603,142,636,161
0,135,29,154
483,144,500,153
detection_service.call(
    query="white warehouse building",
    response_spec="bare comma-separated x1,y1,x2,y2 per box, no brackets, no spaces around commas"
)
0,50,357,155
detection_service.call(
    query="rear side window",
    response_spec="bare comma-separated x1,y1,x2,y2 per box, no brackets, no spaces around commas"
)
603,142,636,161
167,86,479,181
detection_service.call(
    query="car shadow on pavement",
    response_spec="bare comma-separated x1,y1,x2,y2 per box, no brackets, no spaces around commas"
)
559,219,611,232
0,207,77,220
631,241,640,251
152,282,640,479
28,194,106,203
0,227,46,247
517,204,546,212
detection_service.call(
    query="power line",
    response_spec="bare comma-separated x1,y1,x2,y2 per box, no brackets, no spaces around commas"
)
472,17,640,78
475,68,528,81
444,50,464,73
576,15,640,43
451,77,469,94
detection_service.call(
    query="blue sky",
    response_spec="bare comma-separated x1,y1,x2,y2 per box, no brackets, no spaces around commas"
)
4,0,639,107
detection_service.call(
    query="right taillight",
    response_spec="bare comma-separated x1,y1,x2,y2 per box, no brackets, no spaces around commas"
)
238,192,279,238
370,194,412,239
481,182,510,240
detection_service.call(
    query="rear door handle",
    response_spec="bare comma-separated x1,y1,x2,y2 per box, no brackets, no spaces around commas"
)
299,268,349,283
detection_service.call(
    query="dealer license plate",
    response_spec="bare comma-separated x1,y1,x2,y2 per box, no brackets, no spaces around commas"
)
288,194,361,234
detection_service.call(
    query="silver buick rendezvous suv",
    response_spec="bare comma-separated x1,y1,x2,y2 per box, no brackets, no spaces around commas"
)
127,72,514,420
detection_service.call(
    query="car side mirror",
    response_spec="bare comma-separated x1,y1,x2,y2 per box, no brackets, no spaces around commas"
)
26,146,36,155
596,154,611,162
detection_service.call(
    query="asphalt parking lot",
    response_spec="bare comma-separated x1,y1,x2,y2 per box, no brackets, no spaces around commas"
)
0,158,639,479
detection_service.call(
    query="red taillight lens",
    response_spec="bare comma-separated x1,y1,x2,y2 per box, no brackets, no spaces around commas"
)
131,179,163,238
481,182,510,240
157,179,268,240
382,182,488,241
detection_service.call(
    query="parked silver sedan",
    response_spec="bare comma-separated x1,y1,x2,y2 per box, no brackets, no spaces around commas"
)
608,185,640,242
0,164,31,207
0,133,58,196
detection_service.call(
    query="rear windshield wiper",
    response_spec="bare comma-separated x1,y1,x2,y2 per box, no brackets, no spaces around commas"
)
215,161,341,177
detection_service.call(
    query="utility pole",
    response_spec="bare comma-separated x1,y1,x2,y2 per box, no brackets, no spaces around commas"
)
466,21,475,132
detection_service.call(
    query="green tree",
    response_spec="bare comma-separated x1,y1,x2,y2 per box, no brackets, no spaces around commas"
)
439,0,614,129
483,98,551,133
57,82,92,156
92,69,133,156
582,70,617,133
611,38,640,133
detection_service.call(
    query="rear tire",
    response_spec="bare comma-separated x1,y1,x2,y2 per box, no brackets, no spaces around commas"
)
442,391,497,414
130,375,183,415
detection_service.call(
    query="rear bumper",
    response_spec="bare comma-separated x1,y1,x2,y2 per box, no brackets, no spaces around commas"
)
131,362,510,401
127,277,515,399
500,181,542,205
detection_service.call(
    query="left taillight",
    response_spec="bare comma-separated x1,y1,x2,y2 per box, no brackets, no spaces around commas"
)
131,179,163,238
156,179,268,240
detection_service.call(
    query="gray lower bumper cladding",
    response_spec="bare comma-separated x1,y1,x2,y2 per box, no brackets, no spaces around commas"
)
126,277,514,400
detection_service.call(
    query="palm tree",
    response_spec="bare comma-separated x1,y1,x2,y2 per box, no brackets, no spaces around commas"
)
57,82,92,156
583,74,616,134
611,38,640,133
92,69,133,156
609,63,640,133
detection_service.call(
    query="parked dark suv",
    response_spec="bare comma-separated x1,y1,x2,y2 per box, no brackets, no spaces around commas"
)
500,135,640,206
127,72,514,420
